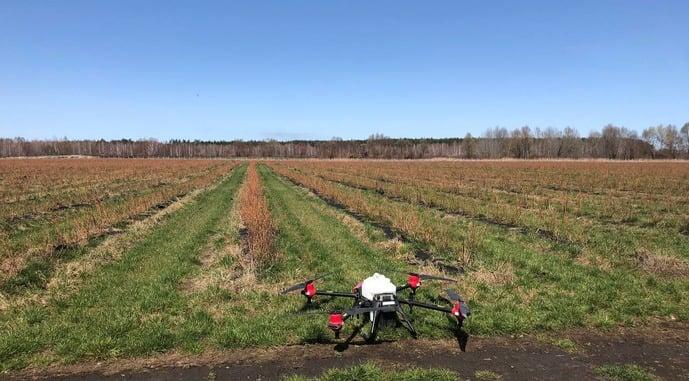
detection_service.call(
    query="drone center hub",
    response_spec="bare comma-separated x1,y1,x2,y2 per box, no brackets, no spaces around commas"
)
360,273,396,301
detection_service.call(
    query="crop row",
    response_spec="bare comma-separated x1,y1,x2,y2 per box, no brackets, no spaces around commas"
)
0,159,238,283
239,162,276,271
289,163,687,256
266,161,474,266
293,161,689,231
270,160,689,265
1,159,232,221
290,164,589,245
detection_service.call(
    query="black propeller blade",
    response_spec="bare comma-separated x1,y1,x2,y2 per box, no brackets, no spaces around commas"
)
291,309,338,316
396,271,456,282
444,289,465,303
292,306,380,317
281,274,328,294
419,273,456,282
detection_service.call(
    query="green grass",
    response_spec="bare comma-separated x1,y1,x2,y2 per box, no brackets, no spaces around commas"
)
0,159,456,372
205,166,455,347
282,362,459,381
1,235,107,295
595,364,657,381
0,165,246,371
548,337,577,353
272,166,689,335
474,370,503,381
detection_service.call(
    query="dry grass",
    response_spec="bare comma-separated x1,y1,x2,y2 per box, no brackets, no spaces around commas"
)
469,262,516,286
0,179,225,311
297,182,412,261
0,158,238,283
239,162,277,271
180,190,243,295
636,249,689,277
576,250,613,271
267,162,468,265
460,222,485,268
270,160,689,278
284,160,689,248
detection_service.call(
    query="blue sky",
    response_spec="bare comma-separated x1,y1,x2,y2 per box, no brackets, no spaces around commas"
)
1,1,687,141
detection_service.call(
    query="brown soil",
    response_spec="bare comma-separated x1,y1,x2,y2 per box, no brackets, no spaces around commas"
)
5,322,688,381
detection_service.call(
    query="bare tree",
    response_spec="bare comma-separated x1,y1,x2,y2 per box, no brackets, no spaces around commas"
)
510,126,532,158
643,125,681,158
681,123,689,157
560,127,581,158
664,125,681,158
462,133,477,159
541,127,562,157
601,124,622,159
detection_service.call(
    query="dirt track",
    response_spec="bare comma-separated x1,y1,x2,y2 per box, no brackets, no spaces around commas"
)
4,322,687,381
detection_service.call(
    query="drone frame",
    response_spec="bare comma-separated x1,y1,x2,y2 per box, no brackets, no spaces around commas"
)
283,273,470,343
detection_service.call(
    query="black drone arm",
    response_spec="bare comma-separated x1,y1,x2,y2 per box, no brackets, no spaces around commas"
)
398,299,453,314
342,306,378,319
315,290,357,298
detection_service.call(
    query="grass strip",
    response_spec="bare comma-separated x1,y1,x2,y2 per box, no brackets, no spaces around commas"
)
283,362,459,381
0,164,245,371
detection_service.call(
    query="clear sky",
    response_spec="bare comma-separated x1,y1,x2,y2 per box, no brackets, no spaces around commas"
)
1,1,687,141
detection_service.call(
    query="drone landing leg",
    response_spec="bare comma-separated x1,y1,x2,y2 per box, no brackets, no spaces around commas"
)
362,311,380,343
396,305,418,338
334,322,365,352
345,322,364,343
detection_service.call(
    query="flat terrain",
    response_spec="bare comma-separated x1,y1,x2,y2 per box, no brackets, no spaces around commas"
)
0,158,236,287
8,323,689,380
1,159,688,379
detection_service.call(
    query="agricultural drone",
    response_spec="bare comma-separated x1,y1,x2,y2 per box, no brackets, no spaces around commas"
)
281,272,471,343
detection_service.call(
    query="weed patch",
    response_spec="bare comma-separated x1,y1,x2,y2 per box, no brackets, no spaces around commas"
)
283,362,459,381
595,364,656,381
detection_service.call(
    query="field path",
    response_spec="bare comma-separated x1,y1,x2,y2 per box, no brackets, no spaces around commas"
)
9,322,689,380
0,165,246,371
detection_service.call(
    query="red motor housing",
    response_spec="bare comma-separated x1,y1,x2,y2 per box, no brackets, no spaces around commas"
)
407,274,421,290
302,282,317,299
328,312,344,332
451,302,464,320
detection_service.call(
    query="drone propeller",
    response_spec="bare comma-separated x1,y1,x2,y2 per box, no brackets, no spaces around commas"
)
395,270,457,282
443,289,471,319
290,309,333,316
444,289,465,303
441,289,464,303
292,306,378,316
417,273,456,282
281,274,328,294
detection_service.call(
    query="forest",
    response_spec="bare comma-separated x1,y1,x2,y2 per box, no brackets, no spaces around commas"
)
2,124,688,159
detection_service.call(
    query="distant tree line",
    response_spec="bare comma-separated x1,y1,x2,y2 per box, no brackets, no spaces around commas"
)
2,124,688,159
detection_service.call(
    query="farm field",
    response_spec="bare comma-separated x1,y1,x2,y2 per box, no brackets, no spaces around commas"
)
0,158,238,290
1,158,689,379
268,161,689,330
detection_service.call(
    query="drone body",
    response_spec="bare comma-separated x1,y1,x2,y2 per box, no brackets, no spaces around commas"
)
282,271,471,343
360,273,396,301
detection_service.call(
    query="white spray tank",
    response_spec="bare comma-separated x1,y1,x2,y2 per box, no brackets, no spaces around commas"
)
360,273,396,301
